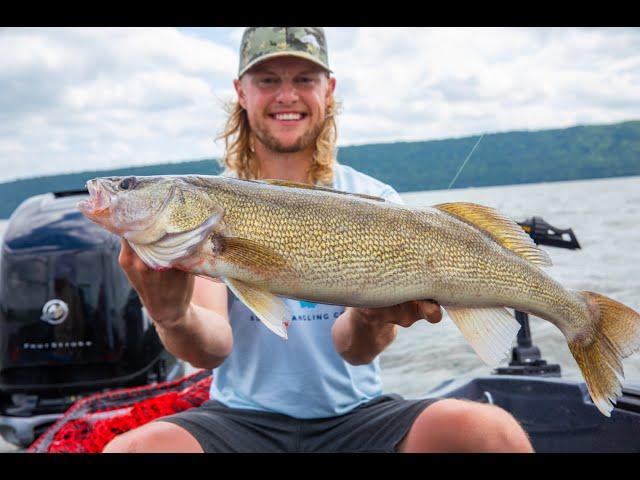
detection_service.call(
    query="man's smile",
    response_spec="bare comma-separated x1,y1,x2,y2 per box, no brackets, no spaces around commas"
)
268,112,308,123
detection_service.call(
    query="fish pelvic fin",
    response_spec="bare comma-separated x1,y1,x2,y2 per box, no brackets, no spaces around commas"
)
224,277,291,339
444,306,521,367
568,291,640,417
434,202,552,267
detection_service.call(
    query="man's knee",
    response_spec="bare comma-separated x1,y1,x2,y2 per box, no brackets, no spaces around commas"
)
102,421,203,453
404,399,533,453
102,430,141,453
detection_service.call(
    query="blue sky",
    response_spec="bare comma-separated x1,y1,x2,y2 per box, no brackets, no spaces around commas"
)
1,27,638,183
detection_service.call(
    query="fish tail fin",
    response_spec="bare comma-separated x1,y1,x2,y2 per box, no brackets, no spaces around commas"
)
568,291,640,416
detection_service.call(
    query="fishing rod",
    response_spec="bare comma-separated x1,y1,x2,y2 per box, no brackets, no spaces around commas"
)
447,133,485,190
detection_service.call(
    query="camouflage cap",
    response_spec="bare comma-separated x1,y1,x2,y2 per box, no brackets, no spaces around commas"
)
238,27,331,77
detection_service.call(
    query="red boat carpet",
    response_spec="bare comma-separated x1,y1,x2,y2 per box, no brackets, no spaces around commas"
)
27,370,211,453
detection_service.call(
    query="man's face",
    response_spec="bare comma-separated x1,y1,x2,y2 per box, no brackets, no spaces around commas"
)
235,57,336,154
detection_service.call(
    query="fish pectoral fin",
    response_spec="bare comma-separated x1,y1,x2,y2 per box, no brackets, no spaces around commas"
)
258,178,387,203
224,278,291,339
128,212,222,270
221,237,293,274
434,202,552,267
445,306,520,367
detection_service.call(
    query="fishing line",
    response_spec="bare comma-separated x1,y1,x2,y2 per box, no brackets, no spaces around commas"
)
447,133,485,190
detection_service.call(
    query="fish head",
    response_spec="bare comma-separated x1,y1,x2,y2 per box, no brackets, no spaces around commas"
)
78,175,219,244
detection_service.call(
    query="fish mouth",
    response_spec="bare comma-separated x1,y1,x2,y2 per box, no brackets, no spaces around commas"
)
78,179,112,217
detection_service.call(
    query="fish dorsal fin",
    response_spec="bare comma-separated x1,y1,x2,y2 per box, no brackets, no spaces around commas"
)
259,179,387,203
434,202,552,267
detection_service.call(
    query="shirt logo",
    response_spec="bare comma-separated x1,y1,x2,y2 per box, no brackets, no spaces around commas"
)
40,299,69,325
299,301,317,309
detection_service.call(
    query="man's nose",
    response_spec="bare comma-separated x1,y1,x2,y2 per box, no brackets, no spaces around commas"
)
275,82,299,104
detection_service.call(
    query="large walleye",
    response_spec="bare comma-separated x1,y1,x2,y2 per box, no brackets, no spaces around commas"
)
78,174,640,416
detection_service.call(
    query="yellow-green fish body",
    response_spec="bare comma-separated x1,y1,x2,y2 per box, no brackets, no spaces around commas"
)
78,174,640,417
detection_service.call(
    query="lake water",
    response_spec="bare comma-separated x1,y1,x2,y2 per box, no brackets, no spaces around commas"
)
1,174,639,451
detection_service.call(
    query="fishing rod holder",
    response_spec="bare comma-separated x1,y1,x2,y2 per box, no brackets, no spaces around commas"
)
494,311,562,377
517,216,581,250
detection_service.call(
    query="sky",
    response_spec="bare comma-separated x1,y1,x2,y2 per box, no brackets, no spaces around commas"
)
1,27,639,183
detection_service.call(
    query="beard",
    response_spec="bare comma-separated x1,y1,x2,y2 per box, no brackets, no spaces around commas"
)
252,116,325,154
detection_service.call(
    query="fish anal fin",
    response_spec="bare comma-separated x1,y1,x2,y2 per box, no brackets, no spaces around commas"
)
224,277,290,339
445,306,520,367
434,202,552,267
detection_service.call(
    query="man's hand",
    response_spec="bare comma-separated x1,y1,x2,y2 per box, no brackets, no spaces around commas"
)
118,238,194,327
352,299,443,328
118,239,233,369
332,300,443,365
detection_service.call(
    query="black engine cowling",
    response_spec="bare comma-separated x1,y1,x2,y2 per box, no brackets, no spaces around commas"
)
0,191,178,397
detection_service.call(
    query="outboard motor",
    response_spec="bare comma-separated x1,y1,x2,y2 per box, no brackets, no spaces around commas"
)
0,190,184,447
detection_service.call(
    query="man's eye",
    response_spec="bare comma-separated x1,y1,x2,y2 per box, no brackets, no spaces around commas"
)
119,177,137,190
297,75,319,85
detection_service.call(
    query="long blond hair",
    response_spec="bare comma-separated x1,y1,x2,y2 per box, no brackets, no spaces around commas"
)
217,96,339,186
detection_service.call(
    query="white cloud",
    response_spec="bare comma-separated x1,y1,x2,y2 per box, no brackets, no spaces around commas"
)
327,27,640,144
0,27,638,183
0,27,235,181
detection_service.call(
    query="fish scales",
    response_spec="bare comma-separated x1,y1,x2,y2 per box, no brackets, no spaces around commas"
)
78,174,640,416
206,178,583,325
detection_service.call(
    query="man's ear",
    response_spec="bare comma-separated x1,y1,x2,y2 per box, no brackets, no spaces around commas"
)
234,78,246,109
326,76,336,101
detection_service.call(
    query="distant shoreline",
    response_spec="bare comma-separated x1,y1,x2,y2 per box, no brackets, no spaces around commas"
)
1,119,639,219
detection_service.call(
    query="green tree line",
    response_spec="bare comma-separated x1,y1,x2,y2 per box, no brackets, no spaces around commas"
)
1,120,638,219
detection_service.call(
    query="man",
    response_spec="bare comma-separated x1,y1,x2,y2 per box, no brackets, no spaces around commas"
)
103,27,533,453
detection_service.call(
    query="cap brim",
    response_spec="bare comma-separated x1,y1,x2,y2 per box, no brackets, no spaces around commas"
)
239,51,332,78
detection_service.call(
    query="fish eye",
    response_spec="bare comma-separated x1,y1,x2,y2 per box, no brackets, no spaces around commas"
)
119,177,137,190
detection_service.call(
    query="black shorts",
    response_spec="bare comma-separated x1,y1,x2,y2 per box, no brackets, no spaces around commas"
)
158,394,439,453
